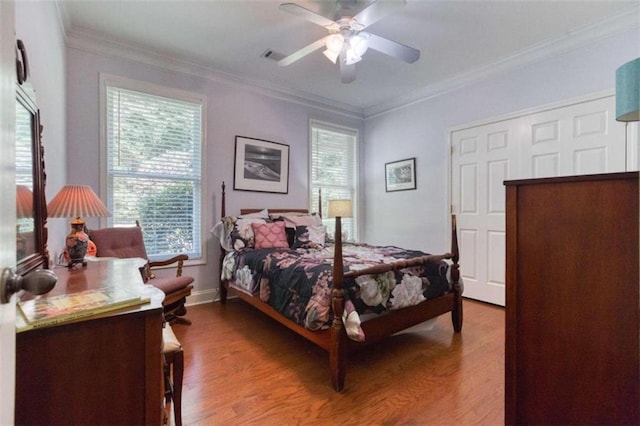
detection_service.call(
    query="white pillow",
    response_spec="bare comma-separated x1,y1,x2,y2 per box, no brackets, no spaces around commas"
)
210,221,231,251
281,213,323,229
239,208,269,219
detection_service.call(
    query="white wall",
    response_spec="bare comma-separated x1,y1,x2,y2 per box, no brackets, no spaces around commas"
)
363,27,640,254
65,47,362,302
15,1,67,261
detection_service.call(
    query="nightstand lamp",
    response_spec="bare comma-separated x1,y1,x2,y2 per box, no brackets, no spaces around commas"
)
327,199,353,243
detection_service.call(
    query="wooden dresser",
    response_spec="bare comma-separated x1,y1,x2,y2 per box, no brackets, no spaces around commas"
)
15,258,165,425
505,172,639,425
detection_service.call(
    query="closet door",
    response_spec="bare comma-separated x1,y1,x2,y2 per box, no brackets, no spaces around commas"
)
451,118,519,306
520,96,625,178
451,94,627,306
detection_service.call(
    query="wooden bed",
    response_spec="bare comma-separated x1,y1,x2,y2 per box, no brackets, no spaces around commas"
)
217,182,462,391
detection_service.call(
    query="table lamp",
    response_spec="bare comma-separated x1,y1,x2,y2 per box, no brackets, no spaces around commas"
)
327,199,353,243
47,185,111,268
327,199,353,312
615,57,640,122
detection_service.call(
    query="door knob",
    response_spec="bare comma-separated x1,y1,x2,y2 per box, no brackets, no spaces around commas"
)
0,268,57,304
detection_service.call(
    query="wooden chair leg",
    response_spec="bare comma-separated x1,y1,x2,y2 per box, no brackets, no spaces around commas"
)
163,355,173,404
162,323,184,426
172,350,184,426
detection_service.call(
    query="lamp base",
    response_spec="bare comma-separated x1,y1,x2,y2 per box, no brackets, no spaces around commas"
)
67,258,87,269
64,230,89,269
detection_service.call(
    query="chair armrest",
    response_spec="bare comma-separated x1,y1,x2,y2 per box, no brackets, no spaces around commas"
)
148,254,189,278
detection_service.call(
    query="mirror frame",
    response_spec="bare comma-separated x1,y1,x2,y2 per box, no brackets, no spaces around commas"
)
16,70,49,275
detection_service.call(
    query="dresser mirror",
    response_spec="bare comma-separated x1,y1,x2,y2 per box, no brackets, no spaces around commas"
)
15,39,48,275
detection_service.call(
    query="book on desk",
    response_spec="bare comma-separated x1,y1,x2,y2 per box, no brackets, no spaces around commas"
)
17,287,150,332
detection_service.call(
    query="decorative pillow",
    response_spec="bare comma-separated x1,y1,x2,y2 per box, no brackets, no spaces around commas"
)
210,220,232,251
252,221,289,249
292,224,327,249
220,216,269,251
285,227,296,248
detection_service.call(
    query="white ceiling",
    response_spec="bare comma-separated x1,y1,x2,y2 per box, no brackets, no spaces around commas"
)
57,0,639,116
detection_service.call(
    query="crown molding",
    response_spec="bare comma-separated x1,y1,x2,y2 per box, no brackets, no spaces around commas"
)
364,4,640,119
63,28,365,120
56,1,638,122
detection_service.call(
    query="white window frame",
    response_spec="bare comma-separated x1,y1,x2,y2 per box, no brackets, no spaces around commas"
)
309,119,359,242
99,73,206,264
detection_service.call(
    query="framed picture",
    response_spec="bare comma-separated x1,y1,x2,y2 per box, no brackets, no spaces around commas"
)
234,136,290,193
385,157,417,192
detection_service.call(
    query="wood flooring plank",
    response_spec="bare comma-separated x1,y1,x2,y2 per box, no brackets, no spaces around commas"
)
169,298,504,425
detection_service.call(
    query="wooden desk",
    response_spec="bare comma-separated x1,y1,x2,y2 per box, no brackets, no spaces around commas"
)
15,258,165,425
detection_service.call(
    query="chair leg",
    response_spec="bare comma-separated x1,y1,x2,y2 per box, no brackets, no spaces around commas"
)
173,350,184,426
163,355,173,404
163,350,183,426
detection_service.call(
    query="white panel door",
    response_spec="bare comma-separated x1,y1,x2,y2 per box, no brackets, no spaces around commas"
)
451,118,519,306
521,97,626,177
0,1,17,423
451,95,628,306
627,122,638,171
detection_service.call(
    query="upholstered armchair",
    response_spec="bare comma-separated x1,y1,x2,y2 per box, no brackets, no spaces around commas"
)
89,224,194,325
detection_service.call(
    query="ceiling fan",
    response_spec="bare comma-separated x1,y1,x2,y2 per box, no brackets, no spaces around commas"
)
277,0,420,83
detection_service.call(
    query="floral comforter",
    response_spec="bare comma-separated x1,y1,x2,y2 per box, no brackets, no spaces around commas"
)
222,243,451,338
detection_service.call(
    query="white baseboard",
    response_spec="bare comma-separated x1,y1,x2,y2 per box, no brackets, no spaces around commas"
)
185,288,218,306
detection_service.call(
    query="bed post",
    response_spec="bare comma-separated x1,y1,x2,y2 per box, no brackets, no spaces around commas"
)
330,215,347,391
450,214,463,332
318,188,322,218
219,181,229,304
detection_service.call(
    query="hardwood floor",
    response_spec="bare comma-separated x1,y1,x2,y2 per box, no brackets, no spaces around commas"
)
171,298,504,425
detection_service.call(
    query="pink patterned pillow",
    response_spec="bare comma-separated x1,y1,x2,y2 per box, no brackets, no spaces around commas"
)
252,221,289,249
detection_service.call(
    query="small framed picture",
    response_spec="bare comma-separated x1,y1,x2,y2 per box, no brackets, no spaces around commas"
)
234,136,290,193
385,157,416,192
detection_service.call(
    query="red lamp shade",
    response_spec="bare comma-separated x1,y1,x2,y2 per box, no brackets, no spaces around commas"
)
16,185,33,218
47,185,111,221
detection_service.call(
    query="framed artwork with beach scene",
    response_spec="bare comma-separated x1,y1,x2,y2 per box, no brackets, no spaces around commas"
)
234,136,290,193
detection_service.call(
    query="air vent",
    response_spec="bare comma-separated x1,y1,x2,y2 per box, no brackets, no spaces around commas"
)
262,49,285,62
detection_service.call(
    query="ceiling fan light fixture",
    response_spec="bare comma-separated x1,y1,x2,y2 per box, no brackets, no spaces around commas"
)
323,48,340,64
278,1,420,82
345,49,362,65
350,34,368,57
325,34,344,53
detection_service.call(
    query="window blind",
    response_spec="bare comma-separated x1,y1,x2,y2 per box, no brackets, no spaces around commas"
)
310,120,358,242
105,84,202,259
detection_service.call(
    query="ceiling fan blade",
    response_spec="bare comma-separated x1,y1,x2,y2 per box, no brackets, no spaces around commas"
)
365,32,420,63
280,3,340,30
278,37,329,66
339,51,356,83
352,0,406,29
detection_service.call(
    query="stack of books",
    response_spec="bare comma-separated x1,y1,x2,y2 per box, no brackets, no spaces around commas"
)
17,287,150,332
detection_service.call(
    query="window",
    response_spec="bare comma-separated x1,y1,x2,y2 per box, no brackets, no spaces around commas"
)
309,120,359,242
101,75,204,260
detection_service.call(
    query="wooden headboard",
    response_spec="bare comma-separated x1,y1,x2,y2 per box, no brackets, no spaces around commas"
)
240,208,308,215
221,181,323,217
